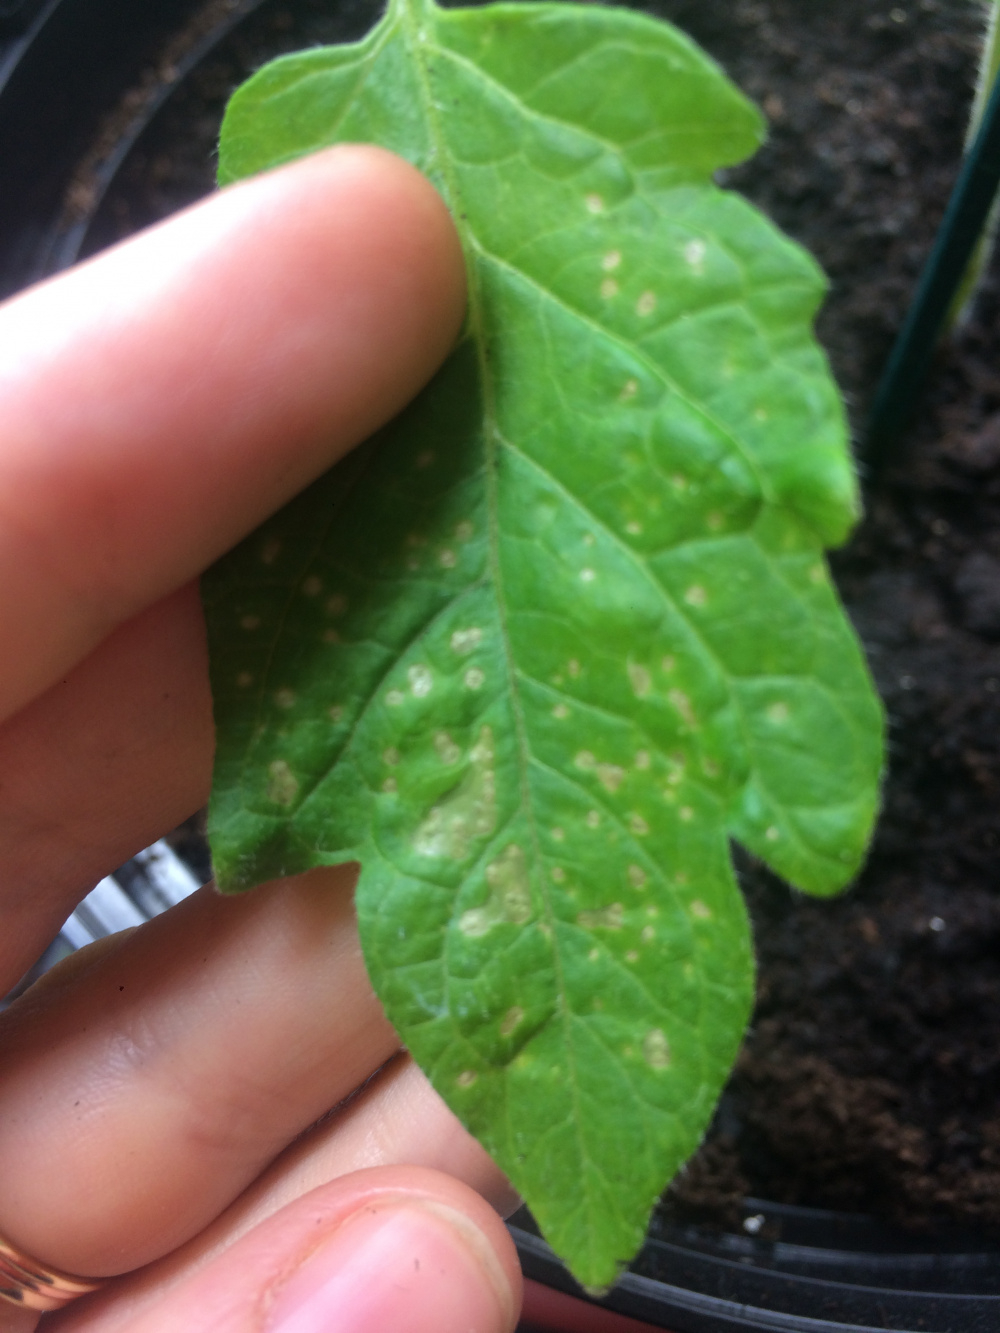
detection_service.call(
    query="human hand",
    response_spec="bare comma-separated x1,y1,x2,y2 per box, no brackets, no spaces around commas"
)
0,145,522,1333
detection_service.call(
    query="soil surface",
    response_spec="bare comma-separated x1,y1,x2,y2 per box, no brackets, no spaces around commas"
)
67,0,1000,1239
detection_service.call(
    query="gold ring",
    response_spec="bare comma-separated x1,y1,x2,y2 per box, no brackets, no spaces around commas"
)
0,1232,104,1312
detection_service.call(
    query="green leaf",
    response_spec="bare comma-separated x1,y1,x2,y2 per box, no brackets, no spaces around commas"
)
206,0,884,1290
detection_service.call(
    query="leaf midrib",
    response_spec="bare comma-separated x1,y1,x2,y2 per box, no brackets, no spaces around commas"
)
395,0,597,1232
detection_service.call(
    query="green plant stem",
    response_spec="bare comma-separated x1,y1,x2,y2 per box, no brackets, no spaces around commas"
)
866,53,1000,467
948,0,1000,328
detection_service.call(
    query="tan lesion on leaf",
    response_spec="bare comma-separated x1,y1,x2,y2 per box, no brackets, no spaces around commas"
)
577,902,624,930
500,1006,525,1037
415,727,497,861
434,731,461,764
459,843,532,936
627,663,652,698
643,1028,671,1069
450,626,482,655
668,689,696,728
266,759,298,807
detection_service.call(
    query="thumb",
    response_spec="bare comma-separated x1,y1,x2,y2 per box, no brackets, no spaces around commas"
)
80,1167,522,1333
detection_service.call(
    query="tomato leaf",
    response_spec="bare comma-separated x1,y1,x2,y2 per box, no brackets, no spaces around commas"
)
206,0,884,1289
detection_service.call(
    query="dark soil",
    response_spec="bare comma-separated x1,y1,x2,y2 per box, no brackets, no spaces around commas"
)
65,0,1000,1240
652,0,1000,1239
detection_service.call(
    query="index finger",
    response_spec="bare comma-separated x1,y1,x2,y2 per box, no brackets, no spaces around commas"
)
0,144,465,727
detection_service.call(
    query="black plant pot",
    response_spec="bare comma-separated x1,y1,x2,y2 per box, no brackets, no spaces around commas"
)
3,4,1000,1332
511,1200,1000,1332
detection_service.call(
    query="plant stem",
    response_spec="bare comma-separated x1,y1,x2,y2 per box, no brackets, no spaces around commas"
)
865,62,1000,467
948,0,1000,328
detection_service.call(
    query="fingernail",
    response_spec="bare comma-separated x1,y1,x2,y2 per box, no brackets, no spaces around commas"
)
265,1202,516,1333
